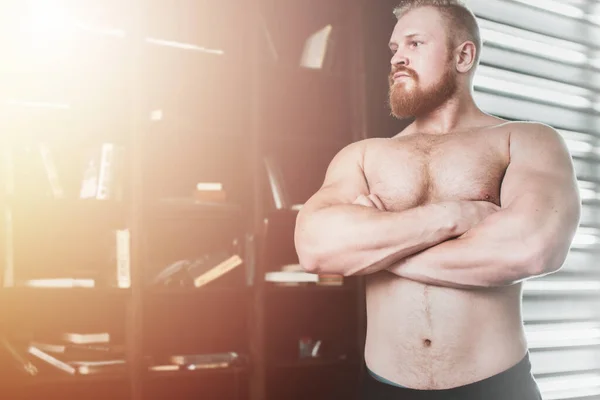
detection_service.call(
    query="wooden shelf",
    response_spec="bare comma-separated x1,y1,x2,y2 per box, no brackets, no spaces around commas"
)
147,287,252,299
264,285,353,294
0,287,130,301
7,198,125,216
0,288,130,322
269,358,359,369
151,199,242,220
9,373,127,387
146,366,248,380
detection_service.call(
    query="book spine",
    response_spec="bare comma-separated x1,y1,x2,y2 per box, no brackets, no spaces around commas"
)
38,143,64,199
80,154,99,199
116,229,131,288
96,143,115,200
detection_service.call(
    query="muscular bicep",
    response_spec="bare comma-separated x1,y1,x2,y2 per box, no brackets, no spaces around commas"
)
501,124,579,217
501,125,577,207
495,124,580,266
301,141,371,212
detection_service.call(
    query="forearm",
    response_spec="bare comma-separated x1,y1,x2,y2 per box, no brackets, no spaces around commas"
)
387,211,543,288
294,202,459,276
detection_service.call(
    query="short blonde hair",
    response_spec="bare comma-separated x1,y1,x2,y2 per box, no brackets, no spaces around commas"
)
393,0,482,65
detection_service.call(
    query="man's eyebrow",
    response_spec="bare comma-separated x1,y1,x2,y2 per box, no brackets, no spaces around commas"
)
389,33,425,48
405,33,424,39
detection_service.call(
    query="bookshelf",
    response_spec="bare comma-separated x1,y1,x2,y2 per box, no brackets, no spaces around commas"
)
0,0,368,399
1,2,135,399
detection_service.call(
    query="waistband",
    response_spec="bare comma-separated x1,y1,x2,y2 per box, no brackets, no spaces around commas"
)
364,353,541,400
368,367,408,388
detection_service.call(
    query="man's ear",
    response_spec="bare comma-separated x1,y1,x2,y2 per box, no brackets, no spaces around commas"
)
455,41,477,74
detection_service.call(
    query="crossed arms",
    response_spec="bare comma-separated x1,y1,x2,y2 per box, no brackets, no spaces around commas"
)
294,123,581,289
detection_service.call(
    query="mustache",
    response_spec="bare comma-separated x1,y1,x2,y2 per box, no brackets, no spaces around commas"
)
389,66,417,80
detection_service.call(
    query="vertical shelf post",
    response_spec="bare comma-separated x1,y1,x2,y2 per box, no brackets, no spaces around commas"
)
126,1,145,399
249,1,267,399
1,142,14,288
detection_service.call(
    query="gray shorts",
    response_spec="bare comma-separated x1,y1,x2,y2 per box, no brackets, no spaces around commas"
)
362,353,542,400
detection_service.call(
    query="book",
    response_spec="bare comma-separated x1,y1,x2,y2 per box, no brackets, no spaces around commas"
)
153,251,244,288
189,254,243,288
28,345,76,375
193,182,227,203
265,264,343,286
170,352,241,370
317,274,344,286
152,259,192,287
30,341,125,359
264,157,289,210
62,333,110,345
80,143,123,200
24,278,95,288
265,271,319,284
149,364,180,372
37,143,64,199
71,359,126,375
115,229,131,288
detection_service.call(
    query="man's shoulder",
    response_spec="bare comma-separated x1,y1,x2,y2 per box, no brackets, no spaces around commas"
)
506,121,564,147
341,137,391,153
331,137,395,170
504,122,572,167
329,138,387,166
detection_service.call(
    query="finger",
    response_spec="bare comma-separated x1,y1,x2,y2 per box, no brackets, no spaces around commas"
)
352,195,365,204
486,203,501,212
353,195,375,207
368,194,386,211
355,198,374,207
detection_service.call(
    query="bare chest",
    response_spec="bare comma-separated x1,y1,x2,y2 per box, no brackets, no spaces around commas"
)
364,133,509,211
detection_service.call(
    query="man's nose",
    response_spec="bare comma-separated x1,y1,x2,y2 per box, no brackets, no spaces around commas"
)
391,52,409,67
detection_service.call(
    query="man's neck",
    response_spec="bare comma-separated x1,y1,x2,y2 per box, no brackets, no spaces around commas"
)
409,91,489,135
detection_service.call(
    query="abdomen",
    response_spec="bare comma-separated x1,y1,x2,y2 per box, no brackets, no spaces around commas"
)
364,273,526,389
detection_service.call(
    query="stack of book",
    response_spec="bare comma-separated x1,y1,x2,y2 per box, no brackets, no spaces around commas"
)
148,352,245,372
25,332,125,376
264,264,343,286
152,251,244,288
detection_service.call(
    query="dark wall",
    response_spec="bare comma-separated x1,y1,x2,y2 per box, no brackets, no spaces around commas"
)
362,0,413,138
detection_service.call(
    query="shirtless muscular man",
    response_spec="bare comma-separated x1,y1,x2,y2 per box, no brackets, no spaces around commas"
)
294,1,581,399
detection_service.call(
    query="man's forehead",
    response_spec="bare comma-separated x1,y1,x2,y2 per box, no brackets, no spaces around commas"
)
390,7,445,40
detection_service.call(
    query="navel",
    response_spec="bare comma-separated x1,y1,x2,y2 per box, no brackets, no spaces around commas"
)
423,286,433,349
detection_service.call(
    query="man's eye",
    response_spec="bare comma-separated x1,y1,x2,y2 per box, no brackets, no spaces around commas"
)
410,41,423,48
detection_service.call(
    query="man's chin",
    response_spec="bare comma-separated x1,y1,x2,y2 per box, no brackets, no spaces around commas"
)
391,82,413,93
389,94,420,119
390,108,416,119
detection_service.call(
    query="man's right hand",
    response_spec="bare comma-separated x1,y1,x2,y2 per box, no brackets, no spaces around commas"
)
451,201,501,237
354,196,497,235
353,194,387,211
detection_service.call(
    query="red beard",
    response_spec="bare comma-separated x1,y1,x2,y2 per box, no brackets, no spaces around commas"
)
388,65,457,119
